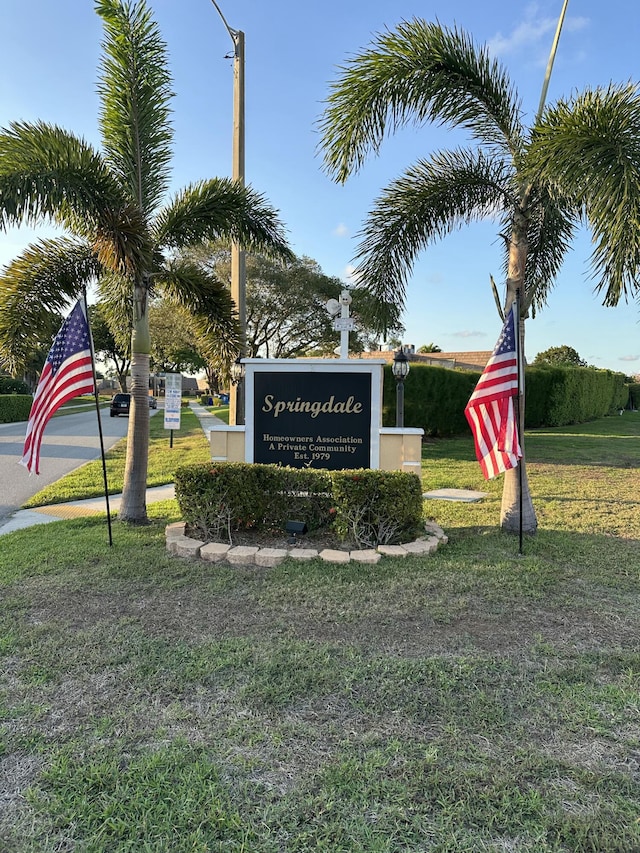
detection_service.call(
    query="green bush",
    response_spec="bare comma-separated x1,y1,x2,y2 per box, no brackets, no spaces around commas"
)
174,462,423,548
383,363,477,436
174,463,332,542
390,362,630,433
0,377,30,394
0,394,32,424
524,366,629,427
331,469,424,547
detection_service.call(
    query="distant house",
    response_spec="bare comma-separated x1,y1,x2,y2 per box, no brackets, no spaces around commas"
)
355,350,492,372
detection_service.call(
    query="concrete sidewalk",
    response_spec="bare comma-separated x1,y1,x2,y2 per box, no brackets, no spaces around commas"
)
0,484,177,536
0,401,224,537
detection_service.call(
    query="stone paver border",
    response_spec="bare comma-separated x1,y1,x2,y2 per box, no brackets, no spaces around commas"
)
165,522,448,566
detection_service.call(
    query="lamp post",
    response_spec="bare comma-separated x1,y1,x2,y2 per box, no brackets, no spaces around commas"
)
209,0,246,425
391,348,410,428
230,355,245,423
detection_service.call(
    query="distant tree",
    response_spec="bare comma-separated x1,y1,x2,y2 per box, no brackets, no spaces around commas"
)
533,345,587,367
89,303,130,391
418,342,442,353
187,246,402,358
148,301,207,375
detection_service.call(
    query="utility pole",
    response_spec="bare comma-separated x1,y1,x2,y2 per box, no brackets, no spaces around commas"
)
209,1,246,424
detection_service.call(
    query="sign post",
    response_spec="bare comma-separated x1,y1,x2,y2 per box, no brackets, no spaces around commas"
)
163,373,182,446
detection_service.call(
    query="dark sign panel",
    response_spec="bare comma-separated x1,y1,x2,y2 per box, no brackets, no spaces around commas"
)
253,371,371,469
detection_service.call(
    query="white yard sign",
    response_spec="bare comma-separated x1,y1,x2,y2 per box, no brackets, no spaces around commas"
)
163,373,182,430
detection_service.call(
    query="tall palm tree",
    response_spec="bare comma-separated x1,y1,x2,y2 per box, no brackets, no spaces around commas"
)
319,18,640,534
0,0,291,523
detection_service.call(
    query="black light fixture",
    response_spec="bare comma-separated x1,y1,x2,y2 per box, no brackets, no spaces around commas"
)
230,355,245,425
285,520,308,545
391,347,410,428
230,355,245,385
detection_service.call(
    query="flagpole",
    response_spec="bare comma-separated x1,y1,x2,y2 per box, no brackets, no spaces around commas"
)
83,291,113,547
515,289,524,556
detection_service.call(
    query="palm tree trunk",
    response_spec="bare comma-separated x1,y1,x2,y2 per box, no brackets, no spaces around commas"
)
119,281,151,523
501,208,538,534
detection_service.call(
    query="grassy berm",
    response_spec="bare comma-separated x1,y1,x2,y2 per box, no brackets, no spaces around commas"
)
1,410,639,852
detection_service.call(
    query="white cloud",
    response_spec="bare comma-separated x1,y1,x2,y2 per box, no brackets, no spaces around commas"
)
451,330,487,339
619,354,640,362
333,223,349,238
487,4,589,57
343,264,359,284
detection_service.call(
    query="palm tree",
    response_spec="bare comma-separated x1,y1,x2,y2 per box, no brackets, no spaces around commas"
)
318,18,640,534
0,0,291,523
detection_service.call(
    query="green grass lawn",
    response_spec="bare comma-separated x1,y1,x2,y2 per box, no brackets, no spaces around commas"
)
1,412,639,851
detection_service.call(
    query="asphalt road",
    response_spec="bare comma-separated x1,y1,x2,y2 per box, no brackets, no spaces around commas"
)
0,404,133,523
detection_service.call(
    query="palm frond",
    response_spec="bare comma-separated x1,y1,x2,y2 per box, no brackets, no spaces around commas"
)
0,237,99,373
319,19,523,183
529,83,640,305
518,194,578,315
154,179,293,260
0,121,148,274
353,148,513,328
157,258,241,364
96,0,173,214
0,121,124,231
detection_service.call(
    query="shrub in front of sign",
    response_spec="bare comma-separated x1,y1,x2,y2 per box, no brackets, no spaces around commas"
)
174,463,423,548
329,469,424,548
174,462,332,543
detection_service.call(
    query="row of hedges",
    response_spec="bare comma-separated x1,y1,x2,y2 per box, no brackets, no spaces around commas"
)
174,462,424,548
382,363,631,434
0,394,33,424
382,363,477,436
524,366,628,427
0,377,30,394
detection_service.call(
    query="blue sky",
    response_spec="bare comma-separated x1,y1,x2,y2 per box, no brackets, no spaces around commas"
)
1,0,639,374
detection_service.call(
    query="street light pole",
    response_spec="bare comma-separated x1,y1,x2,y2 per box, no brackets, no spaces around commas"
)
209,1,246,425
392,348,410,428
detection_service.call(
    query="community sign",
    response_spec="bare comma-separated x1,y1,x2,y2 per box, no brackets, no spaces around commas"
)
247,362,381,470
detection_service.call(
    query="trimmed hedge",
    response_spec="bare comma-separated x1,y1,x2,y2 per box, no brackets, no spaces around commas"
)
383,362,630,433
0,377,29,394
174,462,423,548
331,469,424,547
0,394,32,424
382,363,477,436
524,366,629,427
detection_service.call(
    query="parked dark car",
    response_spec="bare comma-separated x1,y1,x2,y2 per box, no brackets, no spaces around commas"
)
148,395,157,409
110,393,131,417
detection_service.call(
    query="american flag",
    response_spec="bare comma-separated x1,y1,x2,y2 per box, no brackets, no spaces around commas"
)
20,300,95,475
464,303,522,479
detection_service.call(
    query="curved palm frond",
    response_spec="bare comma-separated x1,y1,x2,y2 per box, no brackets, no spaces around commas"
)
0,237,99,373
157,258,241,365
529,83,640,305
153,179,293,260
0,121,125,230
353,149,513,327
517,193,578,315
319,19,524,183
96,0,173,214
0,121,148,274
